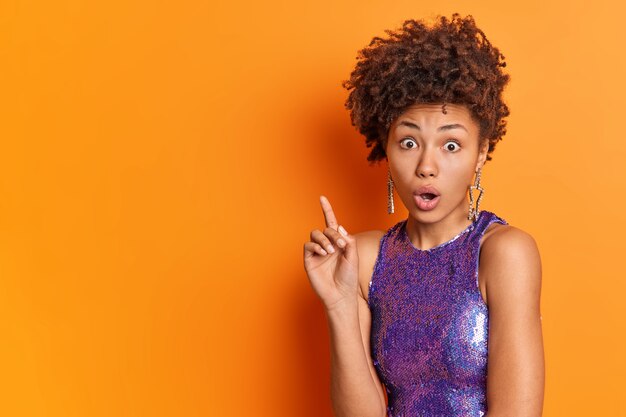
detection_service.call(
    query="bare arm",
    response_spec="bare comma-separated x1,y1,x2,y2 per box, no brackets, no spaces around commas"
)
327,231,386,417
327,295,386,417
303,197,386,417
480,226,545,417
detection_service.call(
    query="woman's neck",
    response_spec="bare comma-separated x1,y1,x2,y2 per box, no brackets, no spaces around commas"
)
405,205,473,251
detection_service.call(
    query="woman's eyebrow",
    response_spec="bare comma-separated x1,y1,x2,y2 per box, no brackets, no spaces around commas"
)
396,120,421,130
396,120,468,132
438,123,468,132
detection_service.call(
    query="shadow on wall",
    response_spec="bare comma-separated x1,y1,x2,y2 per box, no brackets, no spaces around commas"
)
287,84,395,416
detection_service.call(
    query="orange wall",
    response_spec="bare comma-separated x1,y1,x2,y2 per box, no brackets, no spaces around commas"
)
1,1,624,416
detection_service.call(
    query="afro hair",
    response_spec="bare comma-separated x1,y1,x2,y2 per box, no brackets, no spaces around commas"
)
342,13,510,163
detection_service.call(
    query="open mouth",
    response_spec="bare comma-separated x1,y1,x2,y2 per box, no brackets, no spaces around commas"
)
419,193,437,201
414,191,441,211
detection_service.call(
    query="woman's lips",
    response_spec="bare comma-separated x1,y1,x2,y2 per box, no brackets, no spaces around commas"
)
413,185,441,211
413,193,441,211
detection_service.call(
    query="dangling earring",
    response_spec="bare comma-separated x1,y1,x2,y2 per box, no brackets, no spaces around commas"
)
468,168,484,221
387,168,395,214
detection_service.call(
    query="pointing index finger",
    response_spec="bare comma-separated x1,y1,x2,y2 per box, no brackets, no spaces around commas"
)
319,195,339,230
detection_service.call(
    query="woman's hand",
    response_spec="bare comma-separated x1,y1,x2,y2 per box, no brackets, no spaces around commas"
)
303,195,359,312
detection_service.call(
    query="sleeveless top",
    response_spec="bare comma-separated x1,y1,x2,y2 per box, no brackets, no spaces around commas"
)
368,210,508,417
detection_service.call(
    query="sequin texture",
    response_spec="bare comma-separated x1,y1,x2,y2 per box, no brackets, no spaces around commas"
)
368,210,508,417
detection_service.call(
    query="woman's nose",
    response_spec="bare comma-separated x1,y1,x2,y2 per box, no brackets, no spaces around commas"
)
416,149,437,178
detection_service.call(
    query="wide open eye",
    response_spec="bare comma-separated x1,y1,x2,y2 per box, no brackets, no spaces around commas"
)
444,140,461,152
399,138,417,149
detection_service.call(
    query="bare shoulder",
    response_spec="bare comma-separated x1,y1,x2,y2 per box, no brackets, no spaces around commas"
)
481,224,541,266
480,224,542,307
352,230,386,302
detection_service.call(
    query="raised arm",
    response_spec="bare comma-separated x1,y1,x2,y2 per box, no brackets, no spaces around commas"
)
328,230,387,417
303,196,386,417
480,226,545,417
326,285,387,417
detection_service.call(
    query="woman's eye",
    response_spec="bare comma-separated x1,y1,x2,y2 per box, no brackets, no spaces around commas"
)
400,138,417,149
444,141,460,152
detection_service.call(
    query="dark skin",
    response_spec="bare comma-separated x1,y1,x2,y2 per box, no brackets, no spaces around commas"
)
304,103,545,416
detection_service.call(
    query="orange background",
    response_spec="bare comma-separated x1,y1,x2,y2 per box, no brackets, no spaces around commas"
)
1,0,625,416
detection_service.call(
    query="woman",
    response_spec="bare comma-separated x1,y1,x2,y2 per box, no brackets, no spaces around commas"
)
303,14,545,417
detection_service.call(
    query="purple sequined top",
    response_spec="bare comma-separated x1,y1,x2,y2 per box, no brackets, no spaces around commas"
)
368,210,508,417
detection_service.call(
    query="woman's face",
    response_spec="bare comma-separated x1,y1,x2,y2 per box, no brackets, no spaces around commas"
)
385,102,489,225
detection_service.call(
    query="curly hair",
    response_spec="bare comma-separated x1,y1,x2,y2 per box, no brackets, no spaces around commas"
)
342,13,510,163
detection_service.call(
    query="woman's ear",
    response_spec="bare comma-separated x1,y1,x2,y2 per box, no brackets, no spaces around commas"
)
476,140,489,171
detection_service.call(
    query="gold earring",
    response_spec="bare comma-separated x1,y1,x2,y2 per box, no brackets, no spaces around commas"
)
468,168,484,221
387,168,394,214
